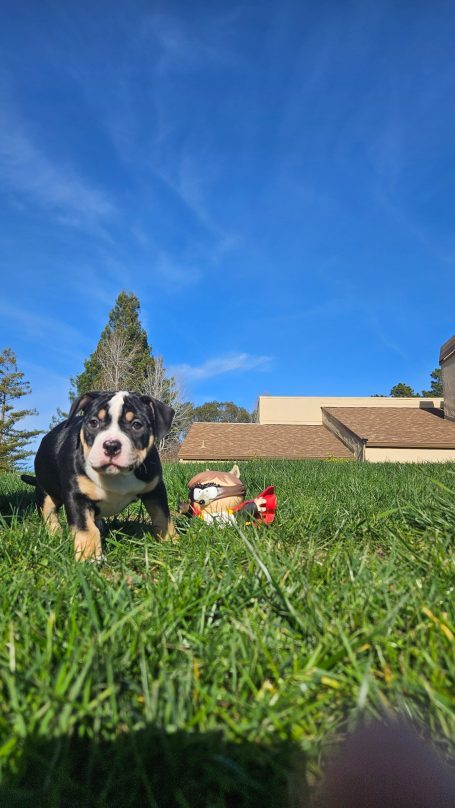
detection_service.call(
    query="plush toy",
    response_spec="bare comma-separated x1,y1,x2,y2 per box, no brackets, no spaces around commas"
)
179,464,276,526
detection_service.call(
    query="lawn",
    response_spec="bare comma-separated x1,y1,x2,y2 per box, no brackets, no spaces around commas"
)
0,460,454,806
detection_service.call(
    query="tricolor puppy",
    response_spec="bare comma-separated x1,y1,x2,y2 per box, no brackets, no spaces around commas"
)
22,390,176,560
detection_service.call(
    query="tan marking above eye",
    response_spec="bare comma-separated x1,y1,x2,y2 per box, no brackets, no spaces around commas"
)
98,408,107,420
125,411,135,422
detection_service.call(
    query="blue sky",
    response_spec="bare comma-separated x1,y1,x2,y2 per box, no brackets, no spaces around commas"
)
1,0,455,441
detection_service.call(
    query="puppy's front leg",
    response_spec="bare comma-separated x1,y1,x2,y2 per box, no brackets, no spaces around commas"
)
141,480,177,541
65,497,102,561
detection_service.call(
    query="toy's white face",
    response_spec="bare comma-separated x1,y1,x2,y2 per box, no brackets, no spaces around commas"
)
189,475,245,516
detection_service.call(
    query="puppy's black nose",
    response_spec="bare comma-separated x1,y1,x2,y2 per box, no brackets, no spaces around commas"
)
103,439,122,457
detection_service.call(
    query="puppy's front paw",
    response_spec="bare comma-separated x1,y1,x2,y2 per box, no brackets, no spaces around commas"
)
161,520,179,542
73,528,103,562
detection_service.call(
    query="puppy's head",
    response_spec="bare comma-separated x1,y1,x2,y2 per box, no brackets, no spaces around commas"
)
67,391,174,475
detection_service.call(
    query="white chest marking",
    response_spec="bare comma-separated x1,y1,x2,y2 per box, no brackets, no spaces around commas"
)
84,466,160,517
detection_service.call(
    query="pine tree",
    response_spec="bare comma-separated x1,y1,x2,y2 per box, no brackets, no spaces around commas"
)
0,348,42,470
389,382,419,398
73,291,154,395
421,368,443,397
191,401,254,422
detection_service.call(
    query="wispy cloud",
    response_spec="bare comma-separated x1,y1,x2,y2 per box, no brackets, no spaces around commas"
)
0,300,91,359
91,11,240,248
169,353,272,384
154,251,203,289
0,94,114,229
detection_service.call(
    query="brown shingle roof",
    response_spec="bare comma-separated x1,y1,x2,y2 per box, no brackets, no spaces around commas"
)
178,422,353,460
323,407,455,448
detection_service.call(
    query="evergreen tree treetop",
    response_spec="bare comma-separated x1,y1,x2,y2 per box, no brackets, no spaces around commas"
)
421,368,443,397
73,291,155,395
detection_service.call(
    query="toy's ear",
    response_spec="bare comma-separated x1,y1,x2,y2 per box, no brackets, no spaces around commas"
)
230,464,241,478
140,396,175,441
65,392,102,426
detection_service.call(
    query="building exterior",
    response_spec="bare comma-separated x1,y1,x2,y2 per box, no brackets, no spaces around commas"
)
322,405,455,462
440,335,455,422
258,395,443,425
179,336,455,463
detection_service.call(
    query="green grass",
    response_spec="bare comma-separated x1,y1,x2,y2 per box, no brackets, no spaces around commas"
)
0,460,454,806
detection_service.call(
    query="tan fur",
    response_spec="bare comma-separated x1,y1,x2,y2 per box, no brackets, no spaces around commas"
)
141,475,160,493
143,498,177,542
77,475,105,502
41,495,60,534
97,408,107,420
71,514,102,561
161,519,177,542
137,434,154,463
125,411,135,422
80,428,90,460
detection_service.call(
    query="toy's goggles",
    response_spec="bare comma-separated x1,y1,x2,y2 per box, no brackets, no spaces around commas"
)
189,482,245,504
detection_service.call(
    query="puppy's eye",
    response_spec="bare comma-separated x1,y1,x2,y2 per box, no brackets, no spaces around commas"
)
88,418,99,429
131,420,143,431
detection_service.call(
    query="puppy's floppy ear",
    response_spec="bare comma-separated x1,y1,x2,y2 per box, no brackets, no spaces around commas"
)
65,392,102,426
140,396,175,441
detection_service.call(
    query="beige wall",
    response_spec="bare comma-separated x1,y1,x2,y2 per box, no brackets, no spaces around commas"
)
441,352,455,422
365,447,455,463
258,396,444,425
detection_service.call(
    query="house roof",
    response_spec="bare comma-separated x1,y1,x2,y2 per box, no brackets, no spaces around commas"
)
178,422,353,460
323,406,455,449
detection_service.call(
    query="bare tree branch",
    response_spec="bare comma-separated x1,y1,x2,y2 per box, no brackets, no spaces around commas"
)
96,331,140,390
142,356,193,455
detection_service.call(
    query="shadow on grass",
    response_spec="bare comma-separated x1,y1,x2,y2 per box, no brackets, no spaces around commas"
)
0,487,35,519
101,510,193,546
0,726,308,808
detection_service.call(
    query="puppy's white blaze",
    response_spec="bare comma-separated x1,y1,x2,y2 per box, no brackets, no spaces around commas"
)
87,391,138,472
108,391,128,425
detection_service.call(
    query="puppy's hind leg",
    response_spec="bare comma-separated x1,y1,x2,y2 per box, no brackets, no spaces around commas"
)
36,485,62,534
